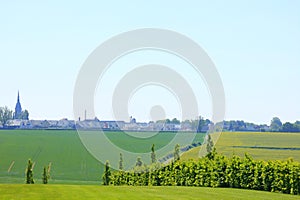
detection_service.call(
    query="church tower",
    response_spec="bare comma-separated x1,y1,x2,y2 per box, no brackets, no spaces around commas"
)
13,91,22,119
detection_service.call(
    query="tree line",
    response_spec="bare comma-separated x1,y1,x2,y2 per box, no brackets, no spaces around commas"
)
270,117,300,132
101,136,300,195
106,150,300,195
216,117,300,133
102,136,215,185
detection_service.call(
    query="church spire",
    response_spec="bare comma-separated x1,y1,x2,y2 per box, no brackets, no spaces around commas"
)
14,91,22,119
17,90,20,103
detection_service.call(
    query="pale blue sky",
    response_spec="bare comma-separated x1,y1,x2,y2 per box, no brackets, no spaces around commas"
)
0,1,299,124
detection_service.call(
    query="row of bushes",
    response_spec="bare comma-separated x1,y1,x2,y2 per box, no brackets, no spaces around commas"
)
108,151,300,195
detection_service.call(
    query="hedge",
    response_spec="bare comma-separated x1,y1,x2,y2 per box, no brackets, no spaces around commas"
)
109,151,300,195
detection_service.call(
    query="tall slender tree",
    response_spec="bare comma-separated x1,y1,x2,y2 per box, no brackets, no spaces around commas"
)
102,161,111,185
151,144,156,164
25,159,34,184
42,166,50,184
206,134,214,154
174,144,180,161
119,153,124,171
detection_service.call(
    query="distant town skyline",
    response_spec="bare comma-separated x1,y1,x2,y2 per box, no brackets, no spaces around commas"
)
0,1,300,124
5,90,297,126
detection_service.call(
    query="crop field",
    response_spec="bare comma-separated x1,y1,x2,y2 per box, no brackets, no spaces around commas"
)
1,184,299,200
216,132,300,161
182,132,300,161
0,130,204,184
1,130,300,185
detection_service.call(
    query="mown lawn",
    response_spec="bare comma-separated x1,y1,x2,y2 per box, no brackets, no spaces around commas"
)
0,184,299,200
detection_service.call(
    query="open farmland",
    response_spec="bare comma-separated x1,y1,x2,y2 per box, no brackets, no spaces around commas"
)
0,130,204,184
182,132,300,161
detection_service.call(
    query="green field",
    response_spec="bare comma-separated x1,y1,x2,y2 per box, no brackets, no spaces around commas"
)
2,130,300,187
0,130,204,184
0,184,299,200
182,132,300,161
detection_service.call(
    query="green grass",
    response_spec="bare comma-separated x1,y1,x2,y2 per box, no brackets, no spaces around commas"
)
0,184,299,200
2,131,300,199
0,130,102,184
0,130,203,184
182,132,300,161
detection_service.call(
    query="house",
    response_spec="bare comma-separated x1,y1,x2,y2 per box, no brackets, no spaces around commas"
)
100,121,125,130
6,119,23,129
57,119,75,129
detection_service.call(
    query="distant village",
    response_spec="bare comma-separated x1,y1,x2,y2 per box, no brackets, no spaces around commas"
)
0,92,272,132
2,117,271,132
3,117,211,132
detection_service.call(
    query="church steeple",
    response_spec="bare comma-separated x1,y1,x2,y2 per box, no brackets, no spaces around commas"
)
17,91,20,102
14,91,22,119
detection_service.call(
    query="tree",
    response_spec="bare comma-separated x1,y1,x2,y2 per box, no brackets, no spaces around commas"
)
0,107,13,125
25,159,34,184
197,116,206,133
136,157,143,167
294,121,300,132
174,144,180,161
119,153,123,171
102,161,111,185
270,117,282,132
21,110,29,120
206,134,214,154
171,118,180,124
282,122,298,132
42,165,50,184
151,144,156,164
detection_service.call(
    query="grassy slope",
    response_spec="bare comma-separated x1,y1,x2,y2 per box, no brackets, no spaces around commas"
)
0,184,299,200
182,132,300,161
0,130,203,183
0,130,102,183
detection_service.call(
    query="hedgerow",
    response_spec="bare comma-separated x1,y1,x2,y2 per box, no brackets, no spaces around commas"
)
109,151,300,195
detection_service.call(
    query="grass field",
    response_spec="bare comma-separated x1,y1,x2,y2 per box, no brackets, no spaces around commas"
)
1,130,300,185
182,132,300,161
0,184,299,200
0,130,204,184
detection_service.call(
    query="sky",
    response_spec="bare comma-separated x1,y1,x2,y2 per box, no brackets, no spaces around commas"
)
0,1,299,124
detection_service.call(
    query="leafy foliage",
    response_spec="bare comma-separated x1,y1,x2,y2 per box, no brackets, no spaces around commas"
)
25,159,34,184
206,134,214,154
109,152,300,195
42,165,50,184
0,107,13,125
282,122,300,132
174,144,180,162
136,157,143,167
270,117,283,132
151,144,156,164
102,161,111,185
119,153,124,171
20,110,29,120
